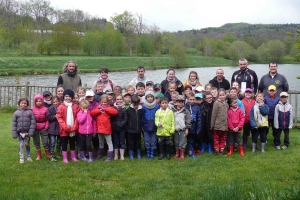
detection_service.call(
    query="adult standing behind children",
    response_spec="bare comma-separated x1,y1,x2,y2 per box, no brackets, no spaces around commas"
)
91,68,116,93
209,68,230,91
258,62,289,97
57,61,82,91
161,69,184,95
128,66,151,88
183,71,202,91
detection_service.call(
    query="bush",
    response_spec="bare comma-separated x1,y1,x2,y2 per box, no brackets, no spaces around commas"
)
0,105,17,113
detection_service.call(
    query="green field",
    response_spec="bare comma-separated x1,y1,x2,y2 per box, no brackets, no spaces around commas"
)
0,56,232,76
0,111,299,199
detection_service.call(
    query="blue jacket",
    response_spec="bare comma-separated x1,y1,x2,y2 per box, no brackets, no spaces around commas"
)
274,101,293,129
142,104,160,132
264,96,280,119
184,103,201,134
250,103,269,128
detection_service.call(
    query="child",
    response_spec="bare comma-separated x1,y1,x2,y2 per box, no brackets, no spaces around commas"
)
232,81,243,100
211,87,218,101
94,81,105,103
204,83,212,92
90,94,118,161
32,94,50,160
195,93,204,106
264,85,280,145
164,82,177,102
73,93,79,105
56,85,64,102
56,89,80,163
126,85,135,96
184,85,192,99
105,90,115,105
228,87,245,112
142,90,160,159
194,93,204,154
227,98,245,156
171,95,191,160
274,92,293,150
123,93,131,109
250,92,269,153
111,94,128,160
46,96,61,162
43,91,52,108
136,82,146,104
184,93,201,158
12,98,36,163
113,86,122,96
155,97,175,160
155,92,164,104
76,87,86,102
169,91,179,109
241,88,255,149
146,81,154,91
153,83,162,94
77,99,96,163
126,95,143,160
211,89,228,155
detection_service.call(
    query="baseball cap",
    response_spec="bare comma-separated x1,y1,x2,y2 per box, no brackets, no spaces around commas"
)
280,92,288,97
268,85,276,91
155,93,164,98
195,93,203,98
146,81,154,86
195,86,204,92
123,92,131,97
245,88,253,93
176,95,185,101
43,91,52,96
85,90,95,97
105,90,114,94
154,83,161,90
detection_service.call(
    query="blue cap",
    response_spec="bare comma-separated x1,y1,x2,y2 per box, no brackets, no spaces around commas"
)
195,93,203,98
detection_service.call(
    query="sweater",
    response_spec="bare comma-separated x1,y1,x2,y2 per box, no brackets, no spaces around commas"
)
90,106,118,134
155,108,175,136
47,105,59,135
57,73,82,91
274,101,293,129
264,96,280,119
184,103,201,134
171,106,191,131
12,108,36,138
32,94,49,131
211,99,229,131
228,107,245,131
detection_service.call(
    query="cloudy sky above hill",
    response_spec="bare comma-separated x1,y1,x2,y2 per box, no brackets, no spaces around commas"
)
49,0,300,31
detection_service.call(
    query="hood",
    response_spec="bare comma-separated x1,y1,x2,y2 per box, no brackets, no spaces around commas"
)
34,94,44,106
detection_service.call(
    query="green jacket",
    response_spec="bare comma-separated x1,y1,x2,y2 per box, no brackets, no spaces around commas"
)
155,108,175,137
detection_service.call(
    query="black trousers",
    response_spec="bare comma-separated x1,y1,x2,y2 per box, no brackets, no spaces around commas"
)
127,133,141,151
274,128,290,146
252,127,267,143
78,134,93,152
61,136,76,151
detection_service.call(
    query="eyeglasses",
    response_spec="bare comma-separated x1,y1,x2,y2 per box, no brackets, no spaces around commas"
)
280,96,288,98
205,97,212,100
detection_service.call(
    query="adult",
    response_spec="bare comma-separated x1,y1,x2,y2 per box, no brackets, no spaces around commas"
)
183,71,202,91
231,58,258,94
209,68,230,90
258,62,289,97
128,66,151,88
91,67,116,93
160,69,184,95
57,60,82,91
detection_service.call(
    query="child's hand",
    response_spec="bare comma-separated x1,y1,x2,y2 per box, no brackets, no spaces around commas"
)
83,108,88,113
185,129,188,137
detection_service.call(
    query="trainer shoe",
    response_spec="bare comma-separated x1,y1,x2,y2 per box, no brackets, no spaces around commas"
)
27,157,33,162
50,156,57,162
275,146,281,150
281,145,288,150
20,159,24,164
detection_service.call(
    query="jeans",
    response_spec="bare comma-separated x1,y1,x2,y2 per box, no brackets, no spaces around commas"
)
187,133,196,151
113,130,126,149
143,131,157,150
19,135,30,159
78,134,93,152
61,136,76,151
33,129,49,150
49,135,61,153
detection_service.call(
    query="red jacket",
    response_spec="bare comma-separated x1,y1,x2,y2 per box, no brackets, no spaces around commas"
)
241,98,255,123
32,94,49,131
90,106,118,134
228,107,245,131
56,102,80,137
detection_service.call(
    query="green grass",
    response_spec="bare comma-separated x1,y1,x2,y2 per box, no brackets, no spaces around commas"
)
0,56,232,76
1,112,300,199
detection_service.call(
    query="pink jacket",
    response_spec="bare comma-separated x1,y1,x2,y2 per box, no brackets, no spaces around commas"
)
32,94,49,131
228,107,245,131
77,110,96,135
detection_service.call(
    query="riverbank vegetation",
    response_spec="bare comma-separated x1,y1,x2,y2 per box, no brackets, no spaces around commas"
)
0,112,299,199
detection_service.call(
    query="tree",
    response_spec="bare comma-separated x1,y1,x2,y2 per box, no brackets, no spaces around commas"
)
257,40,286,62
82,30,97,55
203,38,216,57
170,43,188,68
138,34,154,56
99,25,124,56
228,41,255,65
162,32,178,54
0,27,13,52
148,24,162,53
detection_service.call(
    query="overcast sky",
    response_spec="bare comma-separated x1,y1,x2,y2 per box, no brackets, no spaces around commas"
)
49,0,300,32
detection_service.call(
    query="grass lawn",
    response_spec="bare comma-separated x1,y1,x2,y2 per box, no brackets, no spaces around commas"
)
0,56,231,76
0,112,299,199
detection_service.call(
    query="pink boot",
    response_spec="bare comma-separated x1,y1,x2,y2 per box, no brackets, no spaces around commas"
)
70,150,78,162
62,151,68,164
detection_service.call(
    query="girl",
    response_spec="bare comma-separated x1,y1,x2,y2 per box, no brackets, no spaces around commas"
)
111,94,128,160
56,89,80,163
113,86,122,96
76,87,86,102
12,98,36,163
205,83,212,92
126,85,135,96
227,98,245,157
232,81,243,100
160,69,184,95
56,85,64,102
211,89,228,155
32,94,50,160
90,94,118,161
47,96,61,162
183,71,202,91
77,99,96,163
164,82,177,102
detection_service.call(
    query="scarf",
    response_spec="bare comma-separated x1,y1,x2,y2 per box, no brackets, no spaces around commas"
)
143,98,157,109
187,79,198,86
166,76,178,83
64,101,74,128
98,77,109,84
114,102,125,110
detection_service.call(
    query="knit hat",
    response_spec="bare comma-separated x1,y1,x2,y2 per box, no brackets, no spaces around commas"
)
63,89,75,99
145,90,155,98
176,95,185,101
155,93,164,98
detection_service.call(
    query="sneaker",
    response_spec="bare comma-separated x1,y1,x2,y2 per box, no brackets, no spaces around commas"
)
50,156,57,162
27,157,33,162
275,146,281,150
20,159,24,164
281,145,288,150
214,150,219,155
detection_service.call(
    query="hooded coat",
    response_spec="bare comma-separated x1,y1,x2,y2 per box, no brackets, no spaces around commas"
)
90,106,118,134
142,90,160,132
12,108,36,138
211,99,229,131
32,94,49,131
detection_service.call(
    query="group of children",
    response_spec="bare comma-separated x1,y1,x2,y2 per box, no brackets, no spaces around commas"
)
12,75,293,164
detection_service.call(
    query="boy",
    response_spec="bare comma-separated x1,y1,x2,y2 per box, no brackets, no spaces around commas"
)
185,93,201,158
146,81,154,91
264,85,280,144
94,81,105,103
169,91,179,109
211,87,218,101
155,97,175,160
195,93,204,106
43,91,52,108
171,95,191,160
274,92,293,150
228,87,245,112
155,92,164,104
184,85,192,98
136,82,146,105
113,86,122,96
250,92,269,153
123,93,131,109
153,83,162,94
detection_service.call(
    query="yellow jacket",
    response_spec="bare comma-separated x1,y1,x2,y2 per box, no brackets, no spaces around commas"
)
155,108,175,137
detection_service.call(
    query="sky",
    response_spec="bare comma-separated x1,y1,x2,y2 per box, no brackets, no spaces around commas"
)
48,0,300,32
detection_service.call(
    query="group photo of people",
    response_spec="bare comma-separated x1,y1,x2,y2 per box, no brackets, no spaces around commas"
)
12,58,292,164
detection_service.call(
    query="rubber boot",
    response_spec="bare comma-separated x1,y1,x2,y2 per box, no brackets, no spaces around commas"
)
129,150,134,160
62,151,68,163
158,145,164,160
227,145,234,156
174,148,180,159
105,151,113,162
45,149,51,158
80,151,88,161
238,146,245,157
252,143,256,153
201,142,206,153
207,143,213,154
120,149,125,160
146,148,151,159
137,149,141,160
165,144,171,160
150,149,155,159
188,150,197,158
36,150,42,160
70,150,78,162
261,143,266,153
88,152,93,163
97,148,103,159
93,147,98,157
114,149,119,160
180,149,185,160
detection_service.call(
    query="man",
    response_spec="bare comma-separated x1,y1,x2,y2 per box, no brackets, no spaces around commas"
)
91,67,116,93
57,60,82,91
129,66,151,88
231,58,258,94
209,68,230,90
258,62,289,97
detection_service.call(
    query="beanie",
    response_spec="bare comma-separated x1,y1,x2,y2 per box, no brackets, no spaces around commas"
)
63,89,75,100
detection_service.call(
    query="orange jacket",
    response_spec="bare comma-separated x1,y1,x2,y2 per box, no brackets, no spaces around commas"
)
56,103,80,137
90,106,118,134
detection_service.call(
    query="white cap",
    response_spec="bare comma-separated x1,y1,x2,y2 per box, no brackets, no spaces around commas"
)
195,86,204,92
85,90,95,97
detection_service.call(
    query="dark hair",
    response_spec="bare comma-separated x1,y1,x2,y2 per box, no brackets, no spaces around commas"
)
160,97,169,103
114,86,122,91
228,97,237,105
229,87,237,93
18,97,29,107
269,61,277,67
136,82,145,89
63,60,78,73
166,68,175,75
56,84,64,91
131,94,140,104
137,66,145,71
51,96,60,102
114,94,123,101
204,91,212,98
100,67,108,73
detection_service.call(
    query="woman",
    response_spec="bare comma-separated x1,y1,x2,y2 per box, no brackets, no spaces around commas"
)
160,69,184,95
91,67,116,93
183,71,202,91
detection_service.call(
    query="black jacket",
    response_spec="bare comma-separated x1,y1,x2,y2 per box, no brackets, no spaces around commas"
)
231,68,258,94
209,76,230,90
199,101,214,141
161,78,184,95
127,106,143,134
111,107,128,132
46,105,59,135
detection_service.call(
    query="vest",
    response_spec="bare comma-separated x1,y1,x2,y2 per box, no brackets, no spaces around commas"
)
61,73,81,91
